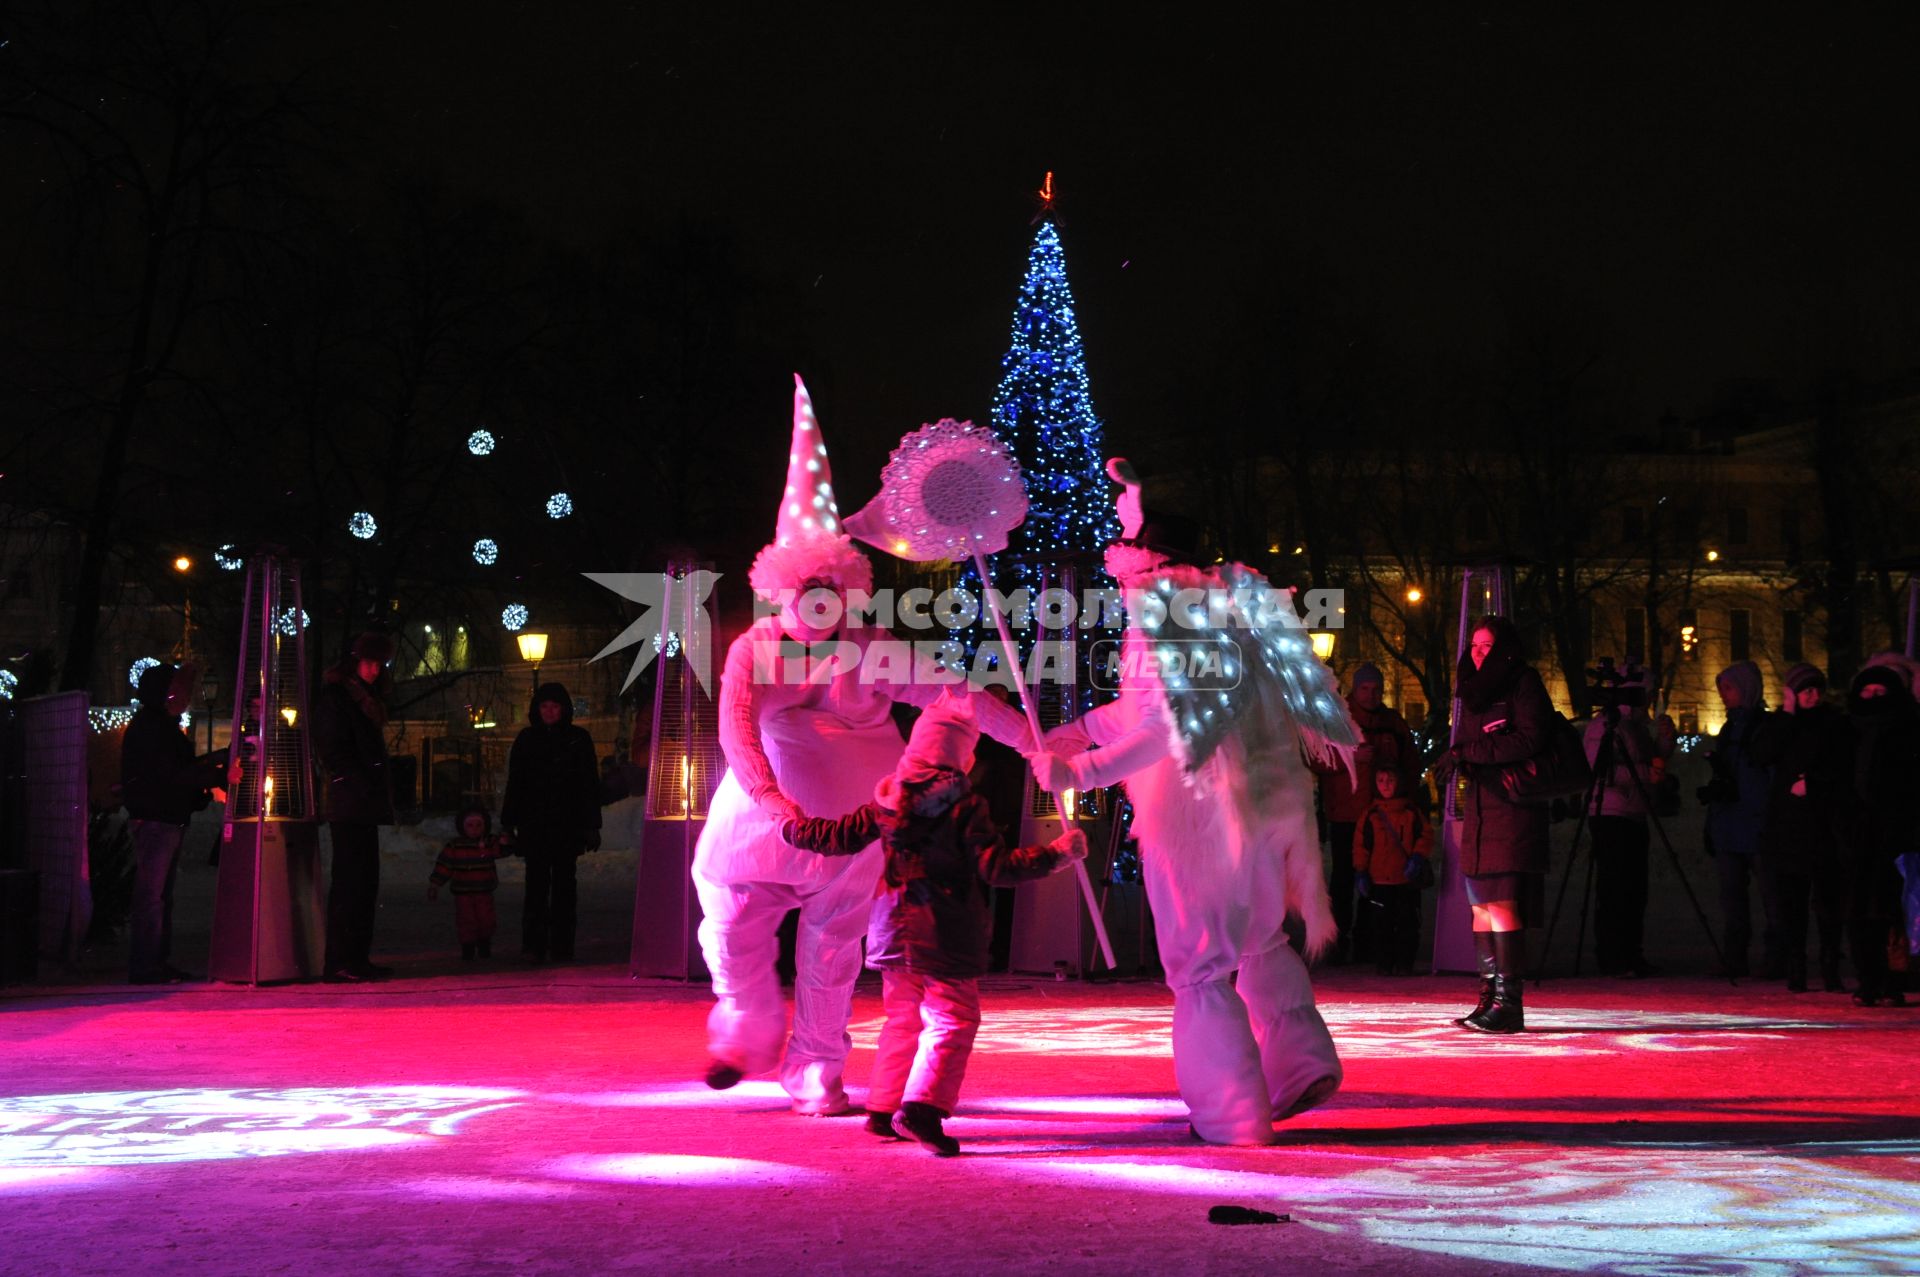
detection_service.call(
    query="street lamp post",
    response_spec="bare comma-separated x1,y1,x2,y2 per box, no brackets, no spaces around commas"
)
516,632,550,706
201,674,219,753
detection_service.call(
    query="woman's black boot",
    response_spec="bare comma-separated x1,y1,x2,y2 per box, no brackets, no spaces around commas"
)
1454,930,1497,1026
1467,931,1526,1034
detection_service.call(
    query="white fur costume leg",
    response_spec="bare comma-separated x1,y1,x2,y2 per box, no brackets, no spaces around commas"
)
694,875,793,1078
695,847,882,1113
781,856,884,1113
1239,942,1343,1119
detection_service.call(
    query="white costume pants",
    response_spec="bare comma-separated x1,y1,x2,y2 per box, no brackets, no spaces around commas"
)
1167,942,1341,1145
694,853,880,1114
1146,845,1342,1146
866,970,981,1117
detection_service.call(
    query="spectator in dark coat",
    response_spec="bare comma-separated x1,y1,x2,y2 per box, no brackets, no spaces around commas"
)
1843,666,1920,1006
1748,663,1854,993
1313,662,1415,965
120,662,222,984
1701,661,1779,978
501,682,601,962
1432,616,1554,1034
312,632,396,982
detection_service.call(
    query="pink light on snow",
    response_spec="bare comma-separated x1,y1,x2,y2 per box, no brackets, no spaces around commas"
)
548,1153,827,1187
544,1082,793,1109
0,1086,519,1169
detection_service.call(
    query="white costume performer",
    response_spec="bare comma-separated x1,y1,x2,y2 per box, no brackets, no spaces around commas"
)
694,376,1028,1115
1033,460,1356,1145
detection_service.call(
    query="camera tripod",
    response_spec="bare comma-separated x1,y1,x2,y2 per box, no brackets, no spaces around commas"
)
1537,703,1730,983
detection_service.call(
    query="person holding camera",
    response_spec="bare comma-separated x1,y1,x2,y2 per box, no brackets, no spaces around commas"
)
1700,661,1779,978
1747,663,1854,993
121,661,224,984
1580,667,1675,978
1430,616,1554,1034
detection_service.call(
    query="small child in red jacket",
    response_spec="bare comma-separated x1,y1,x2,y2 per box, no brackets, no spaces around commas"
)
1352,768,1434,976
428,807,510,961
781,692,1086,1157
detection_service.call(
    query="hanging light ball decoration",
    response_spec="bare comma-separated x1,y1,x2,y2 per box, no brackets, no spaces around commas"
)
348,511,378,540
501,603,530,632
0,669,16,700
473,538,499,566
467,429,496,456
274,607,311,637
545,492,573,519
214,544,244,571
129,656,162,691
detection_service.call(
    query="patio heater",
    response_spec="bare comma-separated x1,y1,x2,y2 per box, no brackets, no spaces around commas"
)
209,554,323,983
630,567,723,979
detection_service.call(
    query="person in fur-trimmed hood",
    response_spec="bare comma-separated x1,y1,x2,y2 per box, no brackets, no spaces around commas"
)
313,631,397,982
1029,459,1352,1146
781,692,1086,1156
501,681,601,962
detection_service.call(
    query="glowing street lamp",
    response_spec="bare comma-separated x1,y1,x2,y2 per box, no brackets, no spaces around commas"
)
173,555,193,574
1405,586,1424,605
517,631,550,698
1310,631,1337,663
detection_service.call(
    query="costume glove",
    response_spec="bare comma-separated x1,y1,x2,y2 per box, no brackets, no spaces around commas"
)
1050,828,1089,863
1027,749,1078,794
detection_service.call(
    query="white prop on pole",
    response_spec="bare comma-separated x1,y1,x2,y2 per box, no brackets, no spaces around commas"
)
844,419,1116,968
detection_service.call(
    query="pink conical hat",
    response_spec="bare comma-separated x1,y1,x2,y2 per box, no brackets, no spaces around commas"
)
776,374,842,545
749,375,872,599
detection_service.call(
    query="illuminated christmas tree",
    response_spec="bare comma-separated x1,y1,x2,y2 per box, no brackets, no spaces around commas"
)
958,179,1117,688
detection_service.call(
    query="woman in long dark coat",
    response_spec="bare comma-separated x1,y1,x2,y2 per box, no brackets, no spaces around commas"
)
1435,616,1555,1034
1843,665,1920,1005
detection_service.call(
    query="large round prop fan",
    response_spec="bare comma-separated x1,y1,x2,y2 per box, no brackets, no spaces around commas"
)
846,418,1113,968
843,419,1025,560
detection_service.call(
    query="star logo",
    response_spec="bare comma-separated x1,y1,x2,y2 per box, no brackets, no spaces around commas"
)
583,571,720,695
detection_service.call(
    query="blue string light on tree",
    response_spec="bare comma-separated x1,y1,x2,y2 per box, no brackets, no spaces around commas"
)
468,429,496,456
214,545,243,571
0,669,16,700
501,603,530,632
348,512,378,540
545,493,573,519
473,538,499,566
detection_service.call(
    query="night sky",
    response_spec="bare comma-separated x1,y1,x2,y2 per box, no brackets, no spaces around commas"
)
312,4,1920,471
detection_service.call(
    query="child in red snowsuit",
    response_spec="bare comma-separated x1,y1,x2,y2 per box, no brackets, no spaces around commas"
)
1352,768,1434,975
428,807,509,960
780,693,1086,1156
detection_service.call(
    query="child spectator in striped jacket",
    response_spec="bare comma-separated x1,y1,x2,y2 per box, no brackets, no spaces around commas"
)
428,807,509,960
